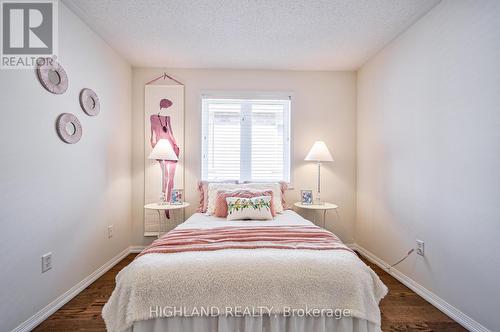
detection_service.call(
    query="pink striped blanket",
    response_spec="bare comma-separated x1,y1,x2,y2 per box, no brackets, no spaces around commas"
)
139,225,353,256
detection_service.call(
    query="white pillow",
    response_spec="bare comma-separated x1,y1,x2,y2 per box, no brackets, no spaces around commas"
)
206,182,283,215
226,196,273,221
206,183,241,215
240,183,283,214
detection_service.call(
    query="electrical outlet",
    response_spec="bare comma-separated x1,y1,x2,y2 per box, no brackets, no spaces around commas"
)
108,225,113,239
42,252,52,273
416,240,425,256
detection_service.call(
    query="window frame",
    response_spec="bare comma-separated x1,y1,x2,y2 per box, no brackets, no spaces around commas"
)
200,91,293,184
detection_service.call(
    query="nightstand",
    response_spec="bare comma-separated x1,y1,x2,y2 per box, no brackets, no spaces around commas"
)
294,202,339,228
144,202,190,238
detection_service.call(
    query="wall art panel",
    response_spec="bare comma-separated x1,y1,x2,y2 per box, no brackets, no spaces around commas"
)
144,85,184,235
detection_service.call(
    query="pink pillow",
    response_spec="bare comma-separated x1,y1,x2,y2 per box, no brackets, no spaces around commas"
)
213,189,276,218
196,180,237,213
279,181,291,210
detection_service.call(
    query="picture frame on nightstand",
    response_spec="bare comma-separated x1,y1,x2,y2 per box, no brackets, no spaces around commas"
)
301,190,313,205
170,189,184,205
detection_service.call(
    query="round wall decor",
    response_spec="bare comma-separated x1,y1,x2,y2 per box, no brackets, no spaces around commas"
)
56,113,82,144
36,58,68,94
79,88,100,116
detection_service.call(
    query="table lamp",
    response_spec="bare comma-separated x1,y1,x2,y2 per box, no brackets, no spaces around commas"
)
304,141,334,205
148,139,178,204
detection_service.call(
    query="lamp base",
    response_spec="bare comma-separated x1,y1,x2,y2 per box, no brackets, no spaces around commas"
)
315,162,324,205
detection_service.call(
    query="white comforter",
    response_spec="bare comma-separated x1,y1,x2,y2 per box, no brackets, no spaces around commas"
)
103,211,387,332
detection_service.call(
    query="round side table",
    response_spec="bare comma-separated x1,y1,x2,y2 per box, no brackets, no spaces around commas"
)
144,202,190,238
294,202,339,228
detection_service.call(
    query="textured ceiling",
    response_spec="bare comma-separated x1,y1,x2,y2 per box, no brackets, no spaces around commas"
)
63,0,440,70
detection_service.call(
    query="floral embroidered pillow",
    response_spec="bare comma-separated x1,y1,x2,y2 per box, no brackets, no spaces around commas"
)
214,189,276,218
226,196,273,221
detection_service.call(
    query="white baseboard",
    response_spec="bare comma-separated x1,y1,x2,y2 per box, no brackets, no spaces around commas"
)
129,246,146,253
12,247,131,332
351,244,490,332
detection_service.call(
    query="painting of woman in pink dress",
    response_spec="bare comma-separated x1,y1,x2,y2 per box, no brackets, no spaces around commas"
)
150,98,180,216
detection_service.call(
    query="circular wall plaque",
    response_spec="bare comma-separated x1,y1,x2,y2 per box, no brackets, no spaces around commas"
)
79,88,100,116
36,58,68,94
56,113,82,144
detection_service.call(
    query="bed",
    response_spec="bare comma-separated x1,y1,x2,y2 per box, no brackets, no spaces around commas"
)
103,211,387,332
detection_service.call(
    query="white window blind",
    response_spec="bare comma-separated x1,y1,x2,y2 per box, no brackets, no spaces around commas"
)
202,96,291,182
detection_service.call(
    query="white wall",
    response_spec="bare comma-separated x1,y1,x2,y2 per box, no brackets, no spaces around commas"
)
0,4,132,331
132,68,357,246
356,1,500,331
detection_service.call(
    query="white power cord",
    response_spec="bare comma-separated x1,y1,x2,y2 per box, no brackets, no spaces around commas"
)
387,248,415,272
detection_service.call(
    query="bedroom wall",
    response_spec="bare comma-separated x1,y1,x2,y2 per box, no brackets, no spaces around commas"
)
356,0,500,331
132,69,357,246
0,3,132,331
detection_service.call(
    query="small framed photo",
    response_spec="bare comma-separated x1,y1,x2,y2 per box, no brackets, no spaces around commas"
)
301,190,313,205
170,189,184,205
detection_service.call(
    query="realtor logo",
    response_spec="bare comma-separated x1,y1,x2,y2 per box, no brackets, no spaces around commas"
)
1,0,58,69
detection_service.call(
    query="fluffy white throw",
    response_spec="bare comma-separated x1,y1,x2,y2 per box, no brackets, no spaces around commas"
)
102,213,387,332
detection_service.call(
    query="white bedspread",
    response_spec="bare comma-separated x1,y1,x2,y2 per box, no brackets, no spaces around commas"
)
103,211,387,332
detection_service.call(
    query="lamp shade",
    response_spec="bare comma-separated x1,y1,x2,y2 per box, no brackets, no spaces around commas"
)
304,141,334,162
148,139,178,161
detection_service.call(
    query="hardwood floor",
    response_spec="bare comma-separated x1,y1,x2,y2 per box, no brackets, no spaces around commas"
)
34,253,467,332
367,260,467,332
33,254,135,332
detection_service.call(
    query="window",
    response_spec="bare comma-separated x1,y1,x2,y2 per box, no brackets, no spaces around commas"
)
201,95,291,182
